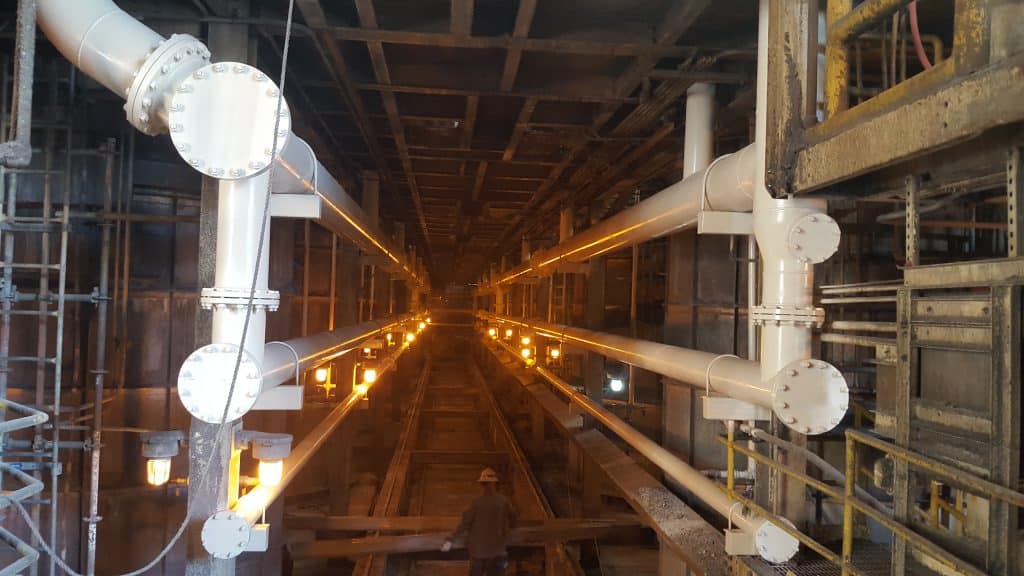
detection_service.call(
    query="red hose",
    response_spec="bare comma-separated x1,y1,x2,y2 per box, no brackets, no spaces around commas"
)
908,1,933,70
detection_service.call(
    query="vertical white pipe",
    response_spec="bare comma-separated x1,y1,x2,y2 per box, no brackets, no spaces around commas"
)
212,174,271,366
683,83,715,178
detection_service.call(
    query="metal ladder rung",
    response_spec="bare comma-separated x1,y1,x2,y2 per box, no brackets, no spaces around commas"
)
0,263,62,270
0,216,55,223
0,310,60,317
1,356,58,364
0,222,64,233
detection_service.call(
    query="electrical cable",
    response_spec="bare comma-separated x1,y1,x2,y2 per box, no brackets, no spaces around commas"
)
14,0,299,573
908,1,933,70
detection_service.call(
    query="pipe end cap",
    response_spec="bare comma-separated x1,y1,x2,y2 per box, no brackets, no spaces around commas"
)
770,358,849,435
169,61,291,180
177,343,262,423
201,510,251,559
787,213,841,264
755,519,799,563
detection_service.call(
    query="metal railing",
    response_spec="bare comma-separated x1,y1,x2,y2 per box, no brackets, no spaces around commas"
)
718,423,1024,576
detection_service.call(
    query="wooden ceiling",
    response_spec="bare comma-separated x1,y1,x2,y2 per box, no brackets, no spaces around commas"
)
205,0,758,286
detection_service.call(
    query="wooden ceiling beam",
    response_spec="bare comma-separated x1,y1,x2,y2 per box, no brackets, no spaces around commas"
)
354,0,432,259
293,0,392,197
488,0,714,255
462,95,479,149
500,0,538,91
503,98,539,161
330,26,698,58
354,82,640,104
450,0,474,37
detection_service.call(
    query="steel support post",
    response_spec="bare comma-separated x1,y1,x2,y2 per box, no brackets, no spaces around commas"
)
905,175,920,268
186,9,250,573
987,285,1020,575
891,287,914,575
1008,147,1022,258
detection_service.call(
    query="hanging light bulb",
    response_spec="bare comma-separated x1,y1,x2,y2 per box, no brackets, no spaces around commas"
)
386,332,394,343
418,321,426,331
549,347,560,359
609,378,625,393
146,458,172,487
520,336,531,346
406,332,416,343
258,459,283,487
521,348,531,359
363,368,378,384
355,383,369,396
314,367,329,383
505,328,513,338
488,327,497,338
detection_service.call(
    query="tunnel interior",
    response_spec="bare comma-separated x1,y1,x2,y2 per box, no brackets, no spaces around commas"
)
0,0,1021,575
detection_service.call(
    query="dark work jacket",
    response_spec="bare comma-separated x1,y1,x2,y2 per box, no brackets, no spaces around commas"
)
452,490,517,559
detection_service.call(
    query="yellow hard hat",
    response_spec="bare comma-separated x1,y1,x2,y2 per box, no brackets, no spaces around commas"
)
477,467,499,483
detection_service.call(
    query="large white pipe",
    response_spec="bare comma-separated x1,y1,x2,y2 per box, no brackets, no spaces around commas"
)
211,175,273,365
35,0,425,289
493,145,757,285
481,313,846,433
488,341,799,564
36,0,162,96
274,137,425,287
683,83,715,178
261,313,419,390
750,0,841,400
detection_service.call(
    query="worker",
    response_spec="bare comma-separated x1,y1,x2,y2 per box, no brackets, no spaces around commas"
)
441,467,518,575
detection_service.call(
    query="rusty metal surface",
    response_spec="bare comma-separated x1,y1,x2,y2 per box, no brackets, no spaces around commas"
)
796,53,1024,193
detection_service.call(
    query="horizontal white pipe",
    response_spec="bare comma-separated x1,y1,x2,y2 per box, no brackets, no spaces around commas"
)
492,144,756,286
37,0,163,96
490,342,798,563
261,313,420,390
484,312,848,435
482,313,771,408
36,0,426,289
274,137,425,287
233,346,419,527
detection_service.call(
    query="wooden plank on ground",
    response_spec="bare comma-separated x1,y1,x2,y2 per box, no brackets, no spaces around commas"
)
285,514,639,533
290,520,642,558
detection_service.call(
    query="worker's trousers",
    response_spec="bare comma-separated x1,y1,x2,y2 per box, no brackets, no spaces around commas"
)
469,556,508,576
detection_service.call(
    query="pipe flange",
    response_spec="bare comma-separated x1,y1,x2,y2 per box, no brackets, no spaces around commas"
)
755,519,800,563
750,305,824,328
200,287,280,312
201,510,251,559
125,34,211,135
177,343,263,423
787,212,841,264
770,358,849,435
168,61,291,180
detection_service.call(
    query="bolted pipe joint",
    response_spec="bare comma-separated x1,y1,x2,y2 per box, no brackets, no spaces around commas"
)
125,34,210,135
768,358,850,435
